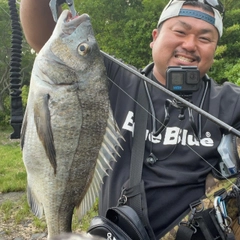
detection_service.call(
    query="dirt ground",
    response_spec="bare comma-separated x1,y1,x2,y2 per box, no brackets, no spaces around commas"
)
0,192,47,240
0,192,25,205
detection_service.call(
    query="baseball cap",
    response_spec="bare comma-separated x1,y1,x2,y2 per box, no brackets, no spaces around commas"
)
157,0,223,37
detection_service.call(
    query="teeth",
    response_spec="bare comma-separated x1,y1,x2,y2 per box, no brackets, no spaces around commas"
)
176,56,193,63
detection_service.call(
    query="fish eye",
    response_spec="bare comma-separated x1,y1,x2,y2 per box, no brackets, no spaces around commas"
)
78,43,90,56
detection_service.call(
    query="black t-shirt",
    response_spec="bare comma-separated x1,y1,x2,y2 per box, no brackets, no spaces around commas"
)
99,55,240,239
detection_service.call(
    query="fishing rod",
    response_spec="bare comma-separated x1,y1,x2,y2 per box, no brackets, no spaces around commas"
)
101,50,240,139
49,0,240,139
102,50,240,183
8,0,240,142
9,0,240,183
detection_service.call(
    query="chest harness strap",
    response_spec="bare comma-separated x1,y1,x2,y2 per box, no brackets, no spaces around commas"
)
117,78,156,239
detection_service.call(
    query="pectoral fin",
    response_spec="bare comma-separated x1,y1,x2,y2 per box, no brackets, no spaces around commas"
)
27,184,44,218
34,94,57,174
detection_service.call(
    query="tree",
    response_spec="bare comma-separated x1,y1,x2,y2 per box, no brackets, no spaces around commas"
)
76,0,240,78
76,0,168,68
210,8,240,84
0,0,34,126
221,0,240,11
1,0,240,126
0,0,12,113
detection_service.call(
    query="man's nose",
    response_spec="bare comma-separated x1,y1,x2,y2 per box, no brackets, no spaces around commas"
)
181,35,197,52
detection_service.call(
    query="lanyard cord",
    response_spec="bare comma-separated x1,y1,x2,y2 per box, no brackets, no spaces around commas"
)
102,51,240,138
198,77,210,139
104,53,240,188
107,74,239,188
143,68,210,140
144,81,157,134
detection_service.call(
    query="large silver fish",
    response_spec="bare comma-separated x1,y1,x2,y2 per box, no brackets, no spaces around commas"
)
21,10,122,239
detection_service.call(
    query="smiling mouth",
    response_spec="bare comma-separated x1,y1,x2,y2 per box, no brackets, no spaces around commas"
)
175,55,195,63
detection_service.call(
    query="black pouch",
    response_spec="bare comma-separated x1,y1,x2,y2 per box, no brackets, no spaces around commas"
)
87,205,151,240
193,208,235,240
177,208,235,240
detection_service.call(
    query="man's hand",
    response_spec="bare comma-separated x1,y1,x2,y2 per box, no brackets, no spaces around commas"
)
20,0,57,52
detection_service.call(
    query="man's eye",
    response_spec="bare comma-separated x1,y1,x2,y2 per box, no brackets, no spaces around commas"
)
175,30,185,35
200,37,211,42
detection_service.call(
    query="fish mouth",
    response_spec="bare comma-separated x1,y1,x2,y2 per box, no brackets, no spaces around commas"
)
65,11,90,25
61,11,90,35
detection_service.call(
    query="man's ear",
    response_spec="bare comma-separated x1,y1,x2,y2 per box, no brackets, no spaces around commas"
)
150,29,159,49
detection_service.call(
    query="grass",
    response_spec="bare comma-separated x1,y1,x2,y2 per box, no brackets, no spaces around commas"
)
0,127,26,193
0,199,14,221
0,126,97,235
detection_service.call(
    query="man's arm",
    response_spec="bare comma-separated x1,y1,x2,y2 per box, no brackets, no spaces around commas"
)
20,0,59,52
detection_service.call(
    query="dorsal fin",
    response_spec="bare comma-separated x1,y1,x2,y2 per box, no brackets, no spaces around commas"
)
76,109,124,219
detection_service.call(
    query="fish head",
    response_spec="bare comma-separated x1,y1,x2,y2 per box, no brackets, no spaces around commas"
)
38,10,105,85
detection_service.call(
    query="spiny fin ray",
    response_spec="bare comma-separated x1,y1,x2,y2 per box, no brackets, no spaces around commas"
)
76,109,124,219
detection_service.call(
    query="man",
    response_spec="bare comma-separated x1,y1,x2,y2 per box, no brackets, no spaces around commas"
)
20,0,240,239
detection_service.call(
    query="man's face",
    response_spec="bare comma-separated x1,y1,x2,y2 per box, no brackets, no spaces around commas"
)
150,6,219,85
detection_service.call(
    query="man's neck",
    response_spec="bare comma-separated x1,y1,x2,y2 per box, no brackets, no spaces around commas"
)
153,66,166,85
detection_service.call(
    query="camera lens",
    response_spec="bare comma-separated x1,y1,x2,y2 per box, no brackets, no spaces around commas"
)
187,71,199,84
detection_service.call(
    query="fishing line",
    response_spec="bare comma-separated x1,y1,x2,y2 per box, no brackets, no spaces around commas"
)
105,54,239,189
0,4,10,17
4,0,238,187
101,50,240,138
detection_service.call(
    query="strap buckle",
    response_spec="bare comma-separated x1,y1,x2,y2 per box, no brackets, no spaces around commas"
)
117,188,127,206
179,199,204,234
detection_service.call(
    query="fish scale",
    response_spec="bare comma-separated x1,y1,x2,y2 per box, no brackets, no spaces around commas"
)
21,10,123,239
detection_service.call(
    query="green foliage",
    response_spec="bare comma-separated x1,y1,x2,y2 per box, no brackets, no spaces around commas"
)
0,0,34,127
218,0,240,12
0,84,30,127
1,0,240,127
225,60,240,85
77,0,168,68
0,200,14,221
0,97,10,126
208,8,240,84
0,127,26,193
78,199,98,231
75,0,240,82
0,127,96,234
14,195,32,224
0,1,12,123
0,193,47,233
21,85,30,109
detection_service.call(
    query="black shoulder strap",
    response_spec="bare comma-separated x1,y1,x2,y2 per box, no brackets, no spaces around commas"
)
128,80,148,204
125,79,156,239
128,62,153,193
